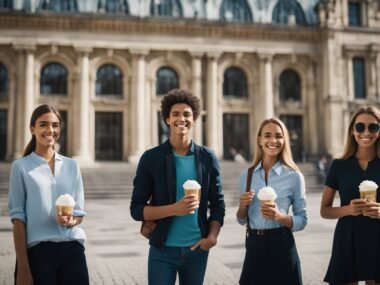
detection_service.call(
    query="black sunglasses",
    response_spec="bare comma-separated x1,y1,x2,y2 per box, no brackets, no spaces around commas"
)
354,122,380,134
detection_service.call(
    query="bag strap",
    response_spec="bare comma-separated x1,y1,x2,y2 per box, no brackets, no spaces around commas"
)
245,166,255,235
246,166,255,192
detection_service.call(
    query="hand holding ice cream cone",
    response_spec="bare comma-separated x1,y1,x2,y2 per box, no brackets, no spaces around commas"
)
257,186,278,219
359,180,378,202
56,194,75,226
183,180,201,214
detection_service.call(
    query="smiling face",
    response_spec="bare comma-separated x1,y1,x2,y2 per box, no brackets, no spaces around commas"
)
166,103,194,137
30,112,60,150
259,122,285,159
352,113,380,150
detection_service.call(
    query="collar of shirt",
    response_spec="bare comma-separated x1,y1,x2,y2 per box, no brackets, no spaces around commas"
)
254,160,283,176
31,151,63,163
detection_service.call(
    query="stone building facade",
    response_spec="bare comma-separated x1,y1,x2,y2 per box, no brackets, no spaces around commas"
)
0,0,380,163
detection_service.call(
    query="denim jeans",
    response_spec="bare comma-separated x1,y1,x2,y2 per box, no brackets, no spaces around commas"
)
15,241,89,285
148,245,209,285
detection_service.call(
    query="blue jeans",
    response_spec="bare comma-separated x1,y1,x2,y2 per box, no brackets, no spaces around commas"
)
148,245,209,285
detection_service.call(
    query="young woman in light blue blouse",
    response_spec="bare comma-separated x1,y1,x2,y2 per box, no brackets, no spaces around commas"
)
8,104,89,285
236,117,307,285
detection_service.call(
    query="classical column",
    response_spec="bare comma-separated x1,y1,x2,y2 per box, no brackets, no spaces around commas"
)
259,53,274,119
128,50,149,163
72,47,92,164
190,52,203,144
376,51,380,99
206,53,220,157
369,47,380,100
323,35,343,156
12,43,36,158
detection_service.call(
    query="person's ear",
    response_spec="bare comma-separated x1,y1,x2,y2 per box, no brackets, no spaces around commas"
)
30,126,35,135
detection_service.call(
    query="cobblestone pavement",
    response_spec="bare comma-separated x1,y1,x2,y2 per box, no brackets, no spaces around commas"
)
0,162,365,285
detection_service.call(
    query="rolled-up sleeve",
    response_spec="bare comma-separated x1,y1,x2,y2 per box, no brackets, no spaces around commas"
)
8,162,27,223
291,172,307,232
72,161,86,217
207,152,225,227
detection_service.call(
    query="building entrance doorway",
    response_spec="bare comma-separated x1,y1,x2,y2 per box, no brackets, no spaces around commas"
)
95,112,123,161
280,115,303,161
223,113,249,161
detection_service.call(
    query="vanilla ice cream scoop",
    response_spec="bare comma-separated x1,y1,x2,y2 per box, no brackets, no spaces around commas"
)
183,180,201,190
359,180,378,192
55,194,75,206
257,186,277,201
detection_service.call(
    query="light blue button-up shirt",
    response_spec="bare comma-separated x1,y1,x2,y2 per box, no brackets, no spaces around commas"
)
237,161,307,232
8,152,86,248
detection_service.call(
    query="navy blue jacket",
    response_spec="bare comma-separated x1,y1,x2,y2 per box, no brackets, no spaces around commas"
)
130,140,225,248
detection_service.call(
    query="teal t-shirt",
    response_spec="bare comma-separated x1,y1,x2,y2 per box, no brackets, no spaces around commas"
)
165,153,202,246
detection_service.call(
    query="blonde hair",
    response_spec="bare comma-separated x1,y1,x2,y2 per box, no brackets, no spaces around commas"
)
251,117,299,172
341,106,380,160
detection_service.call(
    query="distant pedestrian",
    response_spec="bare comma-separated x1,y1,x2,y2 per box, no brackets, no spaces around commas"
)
8,104,89,285
130,89,225,285
236,117,307,285
320,106,380,285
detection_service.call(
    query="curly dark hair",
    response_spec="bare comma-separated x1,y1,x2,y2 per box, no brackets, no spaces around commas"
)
161,89,201,121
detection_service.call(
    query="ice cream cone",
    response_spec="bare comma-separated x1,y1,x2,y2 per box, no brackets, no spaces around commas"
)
56,205,74,216
260,200,275,207
184,188,201,201
360,190,377,202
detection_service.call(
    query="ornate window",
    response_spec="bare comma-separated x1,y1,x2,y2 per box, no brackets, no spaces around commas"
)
223,67,248,99
39,0,78,12
150,0,183,17
96,64,123,97
279,69,301,102
272,0,307,25
97,0,129,14
220,0,253,23
348,1,362,26
40,63,68,96
0,0,12,9
156,67,179,95
353,57,366,99
0,63,8,99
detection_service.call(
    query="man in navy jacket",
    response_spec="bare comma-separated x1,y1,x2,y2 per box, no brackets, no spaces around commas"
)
130,89,225,285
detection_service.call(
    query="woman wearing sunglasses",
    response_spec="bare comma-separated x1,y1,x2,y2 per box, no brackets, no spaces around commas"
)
321,106,380,285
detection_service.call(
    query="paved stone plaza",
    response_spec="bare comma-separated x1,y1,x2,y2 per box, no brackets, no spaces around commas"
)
0,162,359,285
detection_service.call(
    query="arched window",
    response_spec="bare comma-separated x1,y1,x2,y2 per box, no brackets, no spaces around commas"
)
39,0,78,12
96,64,123,96
156,67,179,95
0,63,8,99
0,0,12,9
223,67,248,99
40,63,68,96
220,0,253,23
150,0,183,17
272,0,306,25
97,0,129,14
279,69,301,102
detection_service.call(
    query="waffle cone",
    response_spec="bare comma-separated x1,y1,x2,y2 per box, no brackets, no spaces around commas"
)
360,190,377,202
56,205,74,216
184,188,201,201
260,200,275,206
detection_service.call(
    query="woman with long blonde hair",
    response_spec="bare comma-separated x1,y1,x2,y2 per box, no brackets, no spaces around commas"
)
321,106,380,285
236,117,307,285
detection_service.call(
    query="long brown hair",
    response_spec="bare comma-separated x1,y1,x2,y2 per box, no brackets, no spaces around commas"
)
341,106,380,160
251,117,299,171
23,104,62,157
